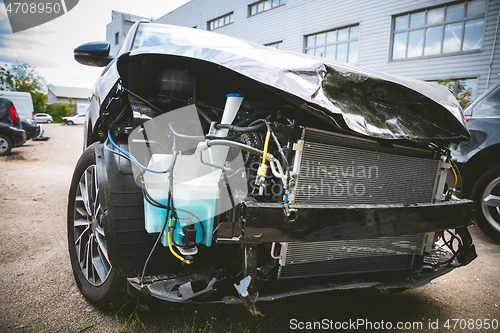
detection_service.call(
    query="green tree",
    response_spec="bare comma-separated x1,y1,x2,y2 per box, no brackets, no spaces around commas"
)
0,62,48,113
31,91,48,114
45,103,71,123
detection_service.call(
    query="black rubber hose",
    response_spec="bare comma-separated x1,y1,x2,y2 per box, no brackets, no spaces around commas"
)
214,123,266,133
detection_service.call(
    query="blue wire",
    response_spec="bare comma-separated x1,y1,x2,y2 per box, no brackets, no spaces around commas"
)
107,132,167,174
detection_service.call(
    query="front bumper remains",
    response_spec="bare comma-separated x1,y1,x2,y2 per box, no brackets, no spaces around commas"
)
129,199,476,313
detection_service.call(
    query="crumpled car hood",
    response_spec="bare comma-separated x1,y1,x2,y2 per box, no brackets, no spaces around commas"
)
126,23,469,143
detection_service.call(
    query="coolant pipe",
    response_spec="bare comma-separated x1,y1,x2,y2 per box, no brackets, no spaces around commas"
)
215,93,244,137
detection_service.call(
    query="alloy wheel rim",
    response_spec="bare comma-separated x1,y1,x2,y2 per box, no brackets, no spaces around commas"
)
73,164,111,286
0,138,7,154
481,176,500,233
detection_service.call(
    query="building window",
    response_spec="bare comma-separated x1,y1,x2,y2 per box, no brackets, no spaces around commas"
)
208,12,233,31
392,0,486,60
428,78,477,108
304,25,359,64
249,0,285,16
265,41,283,49
115,32,119,45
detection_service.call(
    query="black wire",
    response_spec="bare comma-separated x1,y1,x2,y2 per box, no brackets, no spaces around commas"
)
140,192,171,285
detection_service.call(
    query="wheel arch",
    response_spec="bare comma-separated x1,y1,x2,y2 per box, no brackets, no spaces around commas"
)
461,143,500,198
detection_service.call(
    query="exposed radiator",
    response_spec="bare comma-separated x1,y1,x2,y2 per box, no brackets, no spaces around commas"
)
277,234,426,279
293,128,441,205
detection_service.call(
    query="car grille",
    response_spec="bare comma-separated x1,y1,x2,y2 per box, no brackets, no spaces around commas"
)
294,128,441,205
277,234,425,279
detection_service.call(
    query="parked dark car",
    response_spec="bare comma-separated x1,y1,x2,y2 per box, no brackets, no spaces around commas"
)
0,97,26,155
450,82,500,243
20,117,41,140
68,22,477,315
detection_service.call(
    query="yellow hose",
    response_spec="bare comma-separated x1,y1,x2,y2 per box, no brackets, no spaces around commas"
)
167,218,192,264
257,131,271,177
262,131,271,165
449,162,458,190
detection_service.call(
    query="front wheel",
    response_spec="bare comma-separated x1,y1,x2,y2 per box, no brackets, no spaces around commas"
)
47,120,52,124
0,134,13,156
67,120,74,126
67,145,128,308
471,165,500,243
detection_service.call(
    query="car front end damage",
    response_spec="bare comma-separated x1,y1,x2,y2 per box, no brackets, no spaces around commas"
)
70,23,476,315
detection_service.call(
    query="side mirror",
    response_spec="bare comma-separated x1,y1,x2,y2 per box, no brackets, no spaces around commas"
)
74,42,114,67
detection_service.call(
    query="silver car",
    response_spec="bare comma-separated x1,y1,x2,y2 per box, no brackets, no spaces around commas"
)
34,113,53,124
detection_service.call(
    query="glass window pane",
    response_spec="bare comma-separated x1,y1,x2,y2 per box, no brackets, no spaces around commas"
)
306,35,315,47
427,8,444,24
463,18,484,50
407,29,424,57
337,43,348,62
457,78,477,107
410,12,425,28
224,16,229,25
424,26,443,55
348,41,358,63
258,3,264,12
467,0,486,17
446,3,465,21
317,47,325,57
349,25,359,39
264,0,272,11
326,31,337,43
443,22,463,53
471,82,500,118
393,32,407,59
316,33,326,46
229,14,233,23
325,45,336,59
276,42,283,50
272,0,280,7
338,28,348,41
251,6,257,15
395,15,409,30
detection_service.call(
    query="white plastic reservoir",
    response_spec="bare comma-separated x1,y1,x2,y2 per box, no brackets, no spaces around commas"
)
143,143,229,247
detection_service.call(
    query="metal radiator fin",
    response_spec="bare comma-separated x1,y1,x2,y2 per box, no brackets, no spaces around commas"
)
279,255,415,279
277,234,425,279
295,129,440,205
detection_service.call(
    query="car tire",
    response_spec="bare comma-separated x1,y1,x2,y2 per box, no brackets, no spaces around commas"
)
471,165,500,243
47,120,52,124
68,120,74,126
67,145,128,309
0,134,13,156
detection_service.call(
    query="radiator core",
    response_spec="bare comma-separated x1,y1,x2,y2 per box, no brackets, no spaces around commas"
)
277,234,426,279
294,128,441,205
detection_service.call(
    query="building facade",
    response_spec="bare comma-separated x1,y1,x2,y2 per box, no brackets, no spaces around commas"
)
47,85,91,115
106,10,147,56
107,0,500,106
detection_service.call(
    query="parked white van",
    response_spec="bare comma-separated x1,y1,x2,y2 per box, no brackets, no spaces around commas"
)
0,91,34,120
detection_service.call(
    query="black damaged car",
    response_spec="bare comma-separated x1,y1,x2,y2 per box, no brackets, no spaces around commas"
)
450,82,500,243
0,97,26,156
68,22,477,315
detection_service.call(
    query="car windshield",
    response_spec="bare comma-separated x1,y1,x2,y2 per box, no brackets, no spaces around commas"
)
132,23,266,51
